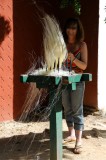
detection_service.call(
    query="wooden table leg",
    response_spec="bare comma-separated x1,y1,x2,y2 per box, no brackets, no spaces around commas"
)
49,86,62,160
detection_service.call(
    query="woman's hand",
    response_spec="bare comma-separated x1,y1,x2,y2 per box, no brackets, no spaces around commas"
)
68,52,75,61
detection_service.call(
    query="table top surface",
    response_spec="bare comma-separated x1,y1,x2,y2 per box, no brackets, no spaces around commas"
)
20,72,92,86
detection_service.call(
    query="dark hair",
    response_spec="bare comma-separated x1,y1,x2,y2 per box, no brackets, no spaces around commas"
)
63,17,84,43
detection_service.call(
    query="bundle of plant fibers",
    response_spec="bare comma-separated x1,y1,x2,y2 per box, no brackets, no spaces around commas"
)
20,14,68,121
43,14,67,70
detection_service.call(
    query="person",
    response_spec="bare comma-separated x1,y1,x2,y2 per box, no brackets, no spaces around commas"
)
62,17,88,154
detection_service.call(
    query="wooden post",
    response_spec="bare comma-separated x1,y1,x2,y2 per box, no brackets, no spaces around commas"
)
49,85,62,160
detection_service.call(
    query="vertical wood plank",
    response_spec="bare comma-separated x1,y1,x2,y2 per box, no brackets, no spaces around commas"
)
49,85,62,160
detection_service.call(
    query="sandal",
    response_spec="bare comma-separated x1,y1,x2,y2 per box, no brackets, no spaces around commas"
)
63,136,76,144
73,144,82,154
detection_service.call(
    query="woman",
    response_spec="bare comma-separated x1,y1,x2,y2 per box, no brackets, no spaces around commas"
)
62,17,88,154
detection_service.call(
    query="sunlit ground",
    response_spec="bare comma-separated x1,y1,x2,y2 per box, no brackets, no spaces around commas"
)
0,113,106,160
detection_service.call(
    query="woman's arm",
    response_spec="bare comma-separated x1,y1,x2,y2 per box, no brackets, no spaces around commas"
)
69,42,88,70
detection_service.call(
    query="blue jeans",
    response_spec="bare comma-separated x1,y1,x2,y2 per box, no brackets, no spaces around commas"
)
62,82,85,131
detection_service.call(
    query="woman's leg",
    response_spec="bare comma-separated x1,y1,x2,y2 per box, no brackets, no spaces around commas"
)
75,130,82,145
73,130,83,154
69,126,75,138
70,82,85,153
62,87,76,140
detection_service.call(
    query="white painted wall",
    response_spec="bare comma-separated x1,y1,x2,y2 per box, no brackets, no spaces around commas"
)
98,0,106,113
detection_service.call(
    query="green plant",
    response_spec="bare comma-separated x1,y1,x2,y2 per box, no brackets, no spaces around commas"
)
60,0,81,15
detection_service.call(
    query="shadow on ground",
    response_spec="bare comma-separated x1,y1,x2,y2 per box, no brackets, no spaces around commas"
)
0,131,50,160
0,128,106,160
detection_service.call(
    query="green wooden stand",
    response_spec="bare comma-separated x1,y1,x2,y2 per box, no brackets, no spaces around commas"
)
20,73,92,160
49,85,62,160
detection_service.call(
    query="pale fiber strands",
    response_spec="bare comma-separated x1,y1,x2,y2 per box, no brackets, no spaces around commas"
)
43,14,67,70
19,83,40,121
20,14,67,121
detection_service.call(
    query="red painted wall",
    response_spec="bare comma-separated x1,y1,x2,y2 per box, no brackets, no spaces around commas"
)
0,0,98,121
81,0,98,108
0,0,13,121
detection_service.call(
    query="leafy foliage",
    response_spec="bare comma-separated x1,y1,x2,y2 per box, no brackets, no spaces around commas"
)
60,0,81,15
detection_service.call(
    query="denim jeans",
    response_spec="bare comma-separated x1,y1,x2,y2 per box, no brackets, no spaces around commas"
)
62,81,85,130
